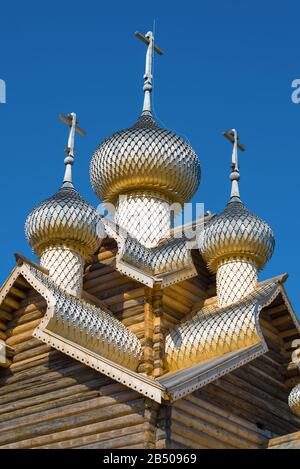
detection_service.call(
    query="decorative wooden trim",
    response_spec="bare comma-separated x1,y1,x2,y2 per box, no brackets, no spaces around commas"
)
153,282,166,378
34,326,166,403
139,287,154,375
159,343,267,402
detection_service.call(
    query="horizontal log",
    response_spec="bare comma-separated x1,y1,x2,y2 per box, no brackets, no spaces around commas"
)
268,430,300,448
9,352,55,372
109,298,144,314
221,374,300,427
83,263,116,280
10,287,27,300
171,284,203,304
103,288,144,306
115,305,145,321
88,276,129,295
0,398,144,446
8,310,43,328
13,301,46,319
172,407,251,449
271,315,292,327
6,328,35,346
41,422,146,449
0,377,110,420
97,249,117,262
6,319,41,338
77,432,145,450
163,295,190,315
84,271,123,291
201,382,297,436
163,288,193,309
12,344,52,363
0,359,12,368
13,338,44,355
0,389,139,433
3,414,145,449
0,364,100,401
179,397,266,446
0,309,12,321
170,434,193,449
266,305,288,316
187,394,268,440
171,419,229,449
3,297,20,310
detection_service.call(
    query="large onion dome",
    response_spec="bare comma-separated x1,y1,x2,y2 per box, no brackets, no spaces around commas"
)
90,113,200,204
25,184,101,258
202,197,275,272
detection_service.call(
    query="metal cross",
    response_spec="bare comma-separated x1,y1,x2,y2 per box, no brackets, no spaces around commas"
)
223,129,246,199
135,31,164,114
59,113,86,186
59,112,86,158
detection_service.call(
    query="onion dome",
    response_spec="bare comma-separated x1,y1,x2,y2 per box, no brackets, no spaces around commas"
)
25,113,102,258
202,129,275,272
90,114,200,204
202,198,275,272
25,185,101,258
90,31,200,205
288,383,300,417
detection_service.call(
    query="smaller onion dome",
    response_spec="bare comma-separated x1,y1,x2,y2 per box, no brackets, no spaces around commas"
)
25,185,101,258
202,198,275,272
201,129,275,272
25,113,102,258
288,383,300,417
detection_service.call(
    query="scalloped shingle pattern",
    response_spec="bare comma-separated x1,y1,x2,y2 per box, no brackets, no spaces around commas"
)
25,186,101,257
202,198,275,271
90,114,201,204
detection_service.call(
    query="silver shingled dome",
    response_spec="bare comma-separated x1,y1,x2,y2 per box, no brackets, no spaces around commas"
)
202,198,275,272
25,185,101,257
90,114,201,204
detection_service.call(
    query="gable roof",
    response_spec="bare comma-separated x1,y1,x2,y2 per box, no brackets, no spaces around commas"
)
103,217,209,288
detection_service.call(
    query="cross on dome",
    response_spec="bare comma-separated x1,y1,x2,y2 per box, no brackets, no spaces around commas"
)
223,129,246,200
135,31,164,115
58,113,86,187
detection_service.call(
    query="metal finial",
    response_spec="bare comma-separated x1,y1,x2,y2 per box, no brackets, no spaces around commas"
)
223,129,245,199
59,113,86,187
135,31,164,115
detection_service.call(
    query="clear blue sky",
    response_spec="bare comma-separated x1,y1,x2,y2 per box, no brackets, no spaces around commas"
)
0,0,299,313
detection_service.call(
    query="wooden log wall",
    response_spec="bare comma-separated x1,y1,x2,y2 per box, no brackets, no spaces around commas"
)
169,350,300,449
83,241,145,345
0,276,148,449
0,350,147,449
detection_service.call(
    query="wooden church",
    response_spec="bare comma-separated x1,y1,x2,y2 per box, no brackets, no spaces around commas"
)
0,30,299,450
